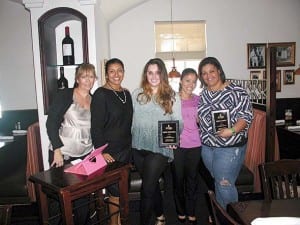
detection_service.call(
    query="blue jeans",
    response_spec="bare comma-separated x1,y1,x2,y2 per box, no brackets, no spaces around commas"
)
201,143,247,209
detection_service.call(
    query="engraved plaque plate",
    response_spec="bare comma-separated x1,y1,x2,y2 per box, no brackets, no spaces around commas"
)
158,120,179,147
211,109,231,133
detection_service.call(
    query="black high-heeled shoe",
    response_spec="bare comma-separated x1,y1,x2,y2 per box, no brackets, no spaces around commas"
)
177,217,186,224
187,219,197,225
155,215,165,225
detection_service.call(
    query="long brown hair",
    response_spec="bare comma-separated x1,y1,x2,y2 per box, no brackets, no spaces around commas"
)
137,58,175,114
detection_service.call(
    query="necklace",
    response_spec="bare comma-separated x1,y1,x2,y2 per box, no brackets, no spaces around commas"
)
106,83,127,104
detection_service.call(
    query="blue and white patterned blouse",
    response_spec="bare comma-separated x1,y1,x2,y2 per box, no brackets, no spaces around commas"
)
198,82,253,147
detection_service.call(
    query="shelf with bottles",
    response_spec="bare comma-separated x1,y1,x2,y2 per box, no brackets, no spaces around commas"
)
48,64,83,68
56,66,79,90
38,7,89,114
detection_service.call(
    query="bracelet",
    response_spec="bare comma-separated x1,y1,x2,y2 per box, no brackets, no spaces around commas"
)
230,127,236,135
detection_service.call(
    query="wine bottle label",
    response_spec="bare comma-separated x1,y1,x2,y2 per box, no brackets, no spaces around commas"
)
63,44,72,56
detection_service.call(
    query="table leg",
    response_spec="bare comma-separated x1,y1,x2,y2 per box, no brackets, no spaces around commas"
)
119,168,129,225
59,192,74,225
34,183,49,224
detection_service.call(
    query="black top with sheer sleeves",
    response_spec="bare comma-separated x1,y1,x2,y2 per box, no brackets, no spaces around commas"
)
91,87,133,154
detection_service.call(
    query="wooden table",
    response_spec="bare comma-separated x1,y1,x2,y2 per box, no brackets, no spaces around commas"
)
228,199,300,225
276,126,300,159
30,161,131,225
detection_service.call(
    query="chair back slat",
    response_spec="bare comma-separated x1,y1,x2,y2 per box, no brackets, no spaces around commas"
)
259,159,300,200
292,174,299,198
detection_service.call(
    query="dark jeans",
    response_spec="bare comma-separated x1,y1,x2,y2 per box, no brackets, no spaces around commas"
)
132,149,169,225
171,146,201,217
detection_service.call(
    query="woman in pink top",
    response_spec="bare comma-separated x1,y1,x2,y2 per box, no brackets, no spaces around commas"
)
171,68,201,225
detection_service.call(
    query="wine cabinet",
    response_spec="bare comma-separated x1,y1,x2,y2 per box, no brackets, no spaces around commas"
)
38,7,89,114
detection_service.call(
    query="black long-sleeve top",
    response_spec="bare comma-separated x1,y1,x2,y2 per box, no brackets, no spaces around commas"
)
91,87,133,154
46,88,74,150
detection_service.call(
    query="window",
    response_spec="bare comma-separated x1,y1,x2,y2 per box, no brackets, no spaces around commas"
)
155,21,206,94
155,21,206,60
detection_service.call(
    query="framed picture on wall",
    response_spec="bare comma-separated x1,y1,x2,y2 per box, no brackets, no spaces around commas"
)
283,70,295,85
100,59,107,85
276,70,281,92
247,43,266,69
269,42,296,67
250,70,263,80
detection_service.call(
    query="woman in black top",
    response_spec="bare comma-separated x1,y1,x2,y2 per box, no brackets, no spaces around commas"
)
91,58,133,225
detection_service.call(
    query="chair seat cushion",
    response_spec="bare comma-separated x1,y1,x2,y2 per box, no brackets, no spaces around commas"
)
128,167,165,201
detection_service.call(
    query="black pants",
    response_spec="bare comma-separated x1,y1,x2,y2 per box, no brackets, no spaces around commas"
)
171,146,201,217
132,149,169,225
105,146,132,197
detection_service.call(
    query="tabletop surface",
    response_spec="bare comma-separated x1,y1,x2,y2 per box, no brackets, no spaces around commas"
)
228,199,300,225
29,161,131,191
277,125,300,135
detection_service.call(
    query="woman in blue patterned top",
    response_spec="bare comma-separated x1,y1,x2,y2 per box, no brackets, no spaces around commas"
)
197,57,253,209
131,58,182,225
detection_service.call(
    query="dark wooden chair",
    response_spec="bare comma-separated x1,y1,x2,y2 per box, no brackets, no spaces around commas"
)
207,190,240,225
0,122,43,224
0,205,11,225
128,165,166,201
259,159,300,201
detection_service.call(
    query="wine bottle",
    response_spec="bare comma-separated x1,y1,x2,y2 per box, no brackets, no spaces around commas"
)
57,67,68,90
62,26,75,65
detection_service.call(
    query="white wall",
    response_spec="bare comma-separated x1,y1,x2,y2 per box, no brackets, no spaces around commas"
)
0,0,299,169
110,0,300,98
1,0,299,112
0,0,36,110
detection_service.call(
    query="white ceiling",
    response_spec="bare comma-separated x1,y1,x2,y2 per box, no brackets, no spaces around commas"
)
11,0,149,22
100,0,148,22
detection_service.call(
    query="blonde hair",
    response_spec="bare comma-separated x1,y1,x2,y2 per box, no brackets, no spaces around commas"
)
74,63,96,87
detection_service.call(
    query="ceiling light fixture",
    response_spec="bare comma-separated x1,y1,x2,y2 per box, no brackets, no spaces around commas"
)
168,0,180,78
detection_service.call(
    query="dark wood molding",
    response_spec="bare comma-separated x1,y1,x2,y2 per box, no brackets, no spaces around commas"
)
265,46,277,162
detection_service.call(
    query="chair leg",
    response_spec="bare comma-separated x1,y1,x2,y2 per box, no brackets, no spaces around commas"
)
0,205,12,225
94,190,107,225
